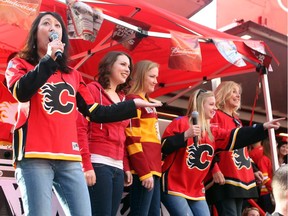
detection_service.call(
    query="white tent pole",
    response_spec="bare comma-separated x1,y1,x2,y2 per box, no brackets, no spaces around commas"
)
237,54,279,170
260,67,279,172
101,13,209,40
239,57,279,171
101,14,171,38
211,78,221,91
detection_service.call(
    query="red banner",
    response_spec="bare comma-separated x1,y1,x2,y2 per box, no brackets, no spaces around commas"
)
244,40,272,68
0,0,41,30
112,16,150,51
168,31,202,72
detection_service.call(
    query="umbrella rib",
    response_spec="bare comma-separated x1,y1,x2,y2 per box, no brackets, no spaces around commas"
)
70,7,210,61
102,13,171,38
70,11,143,61
162,78,204,87
238,53,259,67
74,52,94,69
160,63,244,89
164,86,194,105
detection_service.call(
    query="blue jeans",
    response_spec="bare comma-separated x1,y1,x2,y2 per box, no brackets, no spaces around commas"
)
130,175,161,216
215,198,243,216
88,163,124,216
161,191,210,216
15,158,91,216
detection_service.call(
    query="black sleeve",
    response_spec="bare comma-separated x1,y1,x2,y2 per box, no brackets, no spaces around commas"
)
252,161,259,172
210,154,220,170
228,124,268,150
76,93,137,123
162,133,187,155
90,100,137,123
11,55,57,102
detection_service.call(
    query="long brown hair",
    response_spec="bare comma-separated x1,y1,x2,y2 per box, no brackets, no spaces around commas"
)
97,51,133,94
18,12,71,73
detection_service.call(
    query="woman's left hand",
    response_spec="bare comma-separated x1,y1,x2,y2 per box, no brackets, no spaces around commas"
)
133,98,162,108
124,171,133,187
263,117,286,130
47,39,65,60
84,170,96,186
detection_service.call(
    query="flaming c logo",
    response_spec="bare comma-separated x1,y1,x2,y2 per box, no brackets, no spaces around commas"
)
40,83,75,115
232,149,251,169
186,144,213,170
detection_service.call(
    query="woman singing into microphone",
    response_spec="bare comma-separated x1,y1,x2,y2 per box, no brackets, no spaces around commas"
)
5,12,161,216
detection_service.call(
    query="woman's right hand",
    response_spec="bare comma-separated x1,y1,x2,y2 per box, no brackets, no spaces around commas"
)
142,176,154,191
213,171,225,185
184,124,201,140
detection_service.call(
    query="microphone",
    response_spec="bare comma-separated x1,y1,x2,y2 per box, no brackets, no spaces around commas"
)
49,32,62,59
191,111,199,145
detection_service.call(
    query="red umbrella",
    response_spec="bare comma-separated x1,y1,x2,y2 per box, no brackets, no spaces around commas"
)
0,0,273,97
60,0,273,98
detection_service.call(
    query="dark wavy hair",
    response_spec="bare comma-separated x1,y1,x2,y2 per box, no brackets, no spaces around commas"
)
18,11,71,73
97,51,133,94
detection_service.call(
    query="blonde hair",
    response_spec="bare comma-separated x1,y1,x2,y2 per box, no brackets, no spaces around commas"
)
186,89,214,141
128,60,159,99
214,81,242,116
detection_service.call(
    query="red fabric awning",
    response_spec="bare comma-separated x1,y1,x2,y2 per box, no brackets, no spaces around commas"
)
0,0,274,97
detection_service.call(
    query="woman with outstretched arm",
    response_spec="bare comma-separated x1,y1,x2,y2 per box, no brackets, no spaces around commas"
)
160,89,283,216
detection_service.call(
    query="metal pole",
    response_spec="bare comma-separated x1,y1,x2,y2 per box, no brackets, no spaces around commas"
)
260,66,279,172
211,78,221,91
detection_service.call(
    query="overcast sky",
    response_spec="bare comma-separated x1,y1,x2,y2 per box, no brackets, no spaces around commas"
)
189,0,217,29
